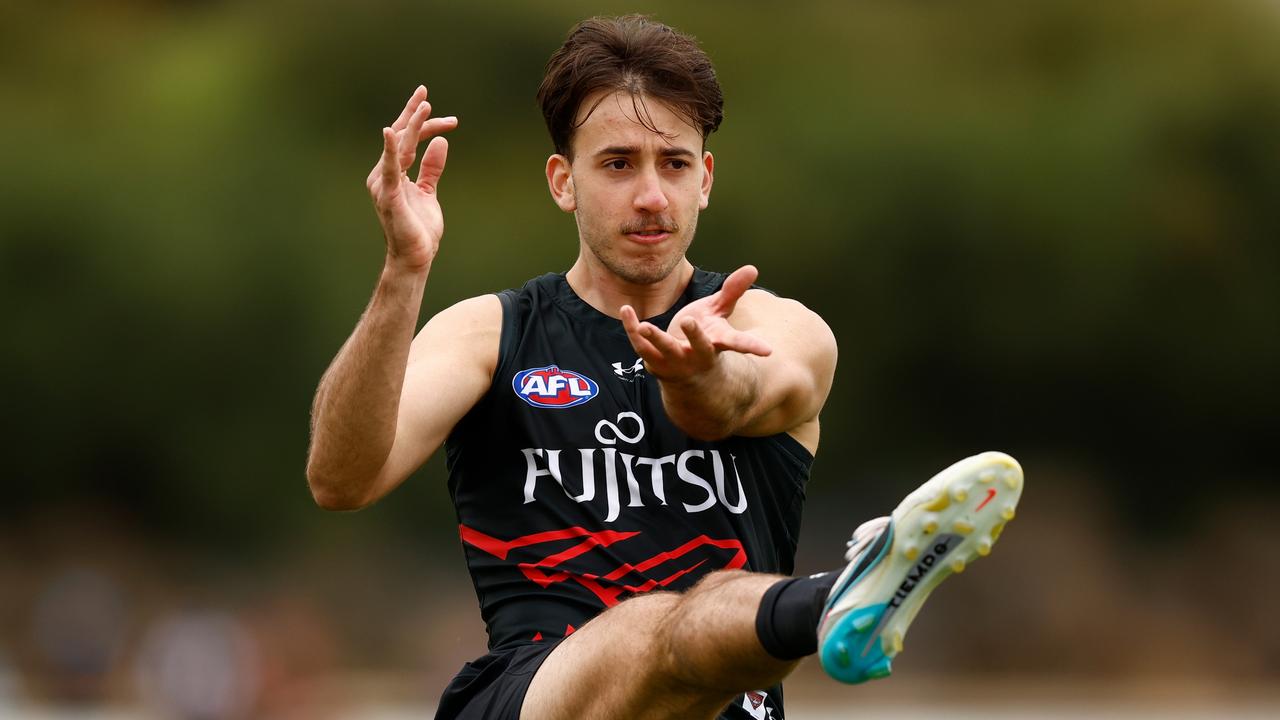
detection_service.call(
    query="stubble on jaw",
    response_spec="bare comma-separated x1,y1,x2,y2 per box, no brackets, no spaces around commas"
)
575,212,698,285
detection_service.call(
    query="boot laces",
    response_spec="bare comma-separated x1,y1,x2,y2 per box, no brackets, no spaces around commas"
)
843,516,890,562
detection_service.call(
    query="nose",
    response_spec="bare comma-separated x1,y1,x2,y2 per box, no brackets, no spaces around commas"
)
632,167,669,214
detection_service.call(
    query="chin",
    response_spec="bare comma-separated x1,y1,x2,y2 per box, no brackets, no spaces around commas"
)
604,255,680,285
585,231,692,285
614,265,671,285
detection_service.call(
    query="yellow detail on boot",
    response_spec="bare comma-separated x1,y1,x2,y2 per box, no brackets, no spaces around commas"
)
883,631,904,656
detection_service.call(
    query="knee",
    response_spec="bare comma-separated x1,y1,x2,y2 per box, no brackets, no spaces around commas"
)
688,569,751,595
612,591,682,654
608,593,683,678
617,573,760,678
649,571,750,680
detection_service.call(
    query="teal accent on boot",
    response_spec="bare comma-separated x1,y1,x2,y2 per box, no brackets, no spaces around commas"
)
816,452,1025,685
818,603,892,684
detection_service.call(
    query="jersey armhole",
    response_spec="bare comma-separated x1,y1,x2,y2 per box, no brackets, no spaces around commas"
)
770,431,815,467
493,289,521,388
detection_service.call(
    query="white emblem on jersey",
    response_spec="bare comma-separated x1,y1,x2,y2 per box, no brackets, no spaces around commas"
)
521,413,749,522
594,412,645,445
611,357,645,382
742,690,775,719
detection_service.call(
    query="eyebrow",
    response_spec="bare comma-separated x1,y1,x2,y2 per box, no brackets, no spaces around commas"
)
594,145,698,159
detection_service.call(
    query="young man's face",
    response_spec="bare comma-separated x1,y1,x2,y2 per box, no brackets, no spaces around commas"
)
551,91,714,286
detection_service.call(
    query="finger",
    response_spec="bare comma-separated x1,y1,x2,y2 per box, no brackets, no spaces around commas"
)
397,101,432,167
398,100,432,142
639,322,686,358
620,304,639,332
398,108,436,172
378,126,400,188
621,305,663,360
714,328,774,357
714,265,759,314
417,134,453,191
415,115,458,138
390,85,428,132
681,318,717,364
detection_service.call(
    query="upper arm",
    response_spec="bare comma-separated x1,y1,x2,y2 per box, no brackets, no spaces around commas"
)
731,290,837,442
366,293,502,502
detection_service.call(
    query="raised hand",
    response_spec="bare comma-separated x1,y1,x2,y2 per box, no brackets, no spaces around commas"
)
365,85,459,272
620,265,774,383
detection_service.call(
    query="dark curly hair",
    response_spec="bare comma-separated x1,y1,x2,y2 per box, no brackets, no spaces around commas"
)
536,15,724,158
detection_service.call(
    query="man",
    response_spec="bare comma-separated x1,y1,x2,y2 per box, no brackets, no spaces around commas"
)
306,15,1023,720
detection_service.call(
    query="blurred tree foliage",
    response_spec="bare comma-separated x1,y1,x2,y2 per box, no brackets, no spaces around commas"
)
2,0,1277,551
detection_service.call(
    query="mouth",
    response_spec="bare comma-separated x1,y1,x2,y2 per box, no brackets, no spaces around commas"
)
625,229,671,244
622,223,677,245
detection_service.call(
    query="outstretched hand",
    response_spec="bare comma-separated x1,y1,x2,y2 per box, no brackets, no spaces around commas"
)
365,85,459,272
620,265,773,383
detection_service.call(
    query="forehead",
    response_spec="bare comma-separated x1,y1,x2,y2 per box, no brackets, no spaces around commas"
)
571,90,702,155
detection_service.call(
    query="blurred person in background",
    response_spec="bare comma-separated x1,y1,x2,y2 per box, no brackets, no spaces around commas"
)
29,566,128,705
134,609,260,720
306,14,1021,720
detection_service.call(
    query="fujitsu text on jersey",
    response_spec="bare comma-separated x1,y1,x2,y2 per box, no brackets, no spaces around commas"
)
520,412,749,522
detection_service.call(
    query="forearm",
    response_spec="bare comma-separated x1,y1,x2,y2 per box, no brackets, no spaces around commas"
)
307,259,428,507
658,352,760,441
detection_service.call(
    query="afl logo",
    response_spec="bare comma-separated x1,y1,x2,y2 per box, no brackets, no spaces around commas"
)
513,366,599,409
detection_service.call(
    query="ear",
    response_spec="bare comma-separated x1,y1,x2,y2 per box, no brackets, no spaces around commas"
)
699,150,714,210
546,154,576,213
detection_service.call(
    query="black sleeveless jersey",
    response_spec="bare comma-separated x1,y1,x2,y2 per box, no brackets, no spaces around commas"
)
443,269,812,719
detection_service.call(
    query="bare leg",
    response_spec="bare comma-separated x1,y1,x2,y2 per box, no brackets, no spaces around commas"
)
520,570,796,720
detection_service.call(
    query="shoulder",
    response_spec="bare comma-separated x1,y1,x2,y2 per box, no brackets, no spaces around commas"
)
422,293,503,333
410,294,505,378
734,289,837,356
728,288,836,451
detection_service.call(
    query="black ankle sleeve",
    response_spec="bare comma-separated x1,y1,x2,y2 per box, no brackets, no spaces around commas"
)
755,573,839,661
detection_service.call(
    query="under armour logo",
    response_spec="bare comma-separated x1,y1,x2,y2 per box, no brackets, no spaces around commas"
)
612,357,645,382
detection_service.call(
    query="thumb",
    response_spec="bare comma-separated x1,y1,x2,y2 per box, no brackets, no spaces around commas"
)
715,265,759,314
416,136,450,192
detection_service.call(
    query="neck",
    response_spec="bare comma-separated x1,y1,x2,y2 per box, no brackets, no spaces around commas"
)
565,256,695,320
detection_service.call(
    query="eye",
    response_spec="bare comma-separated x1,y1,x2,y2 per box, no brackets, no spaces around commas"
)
667,159,689,170
605,159,629,170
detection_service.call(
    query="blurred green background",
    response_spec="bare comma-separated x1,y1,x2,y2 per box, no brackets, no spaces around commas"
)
2,0,1278,716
